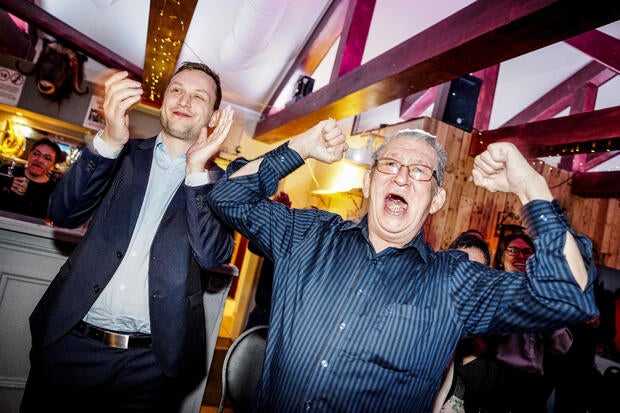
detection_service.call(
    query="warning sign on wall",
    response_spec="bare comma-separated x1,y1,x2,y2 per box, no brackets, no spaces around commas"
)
0,65,26,106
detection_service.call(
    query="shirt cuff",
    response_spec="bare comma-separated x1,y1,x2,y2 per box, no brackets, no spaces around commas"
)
267,142,305,179
93,131,122,159
521,200,571,238
185,166,223,186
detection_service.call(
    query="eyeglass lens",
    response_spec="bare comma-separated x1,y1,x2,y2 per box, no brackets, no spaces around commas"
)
505,246,534,256
376,158,434,181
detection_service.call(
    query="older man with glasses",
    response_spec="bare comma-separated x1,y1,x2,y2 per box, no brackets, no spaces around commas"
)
207,121,597,412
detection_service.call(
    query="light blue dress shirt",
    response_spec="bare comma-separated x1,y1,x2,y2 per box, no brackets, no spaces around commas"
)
84,134,215,333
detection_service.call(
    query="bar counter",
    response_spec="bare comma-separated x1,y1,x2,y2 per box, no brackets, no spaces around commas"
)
0,211,84,412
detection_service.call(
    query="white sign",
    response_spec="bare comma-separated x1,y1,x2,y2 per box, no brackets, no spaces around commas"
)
83,95,105,130
0,65,26,106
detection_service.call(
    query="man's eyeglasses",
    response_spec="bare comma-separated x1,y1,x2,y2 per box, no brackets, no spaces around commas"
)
505,246,534,257
31,150,54,163
374,158,436,182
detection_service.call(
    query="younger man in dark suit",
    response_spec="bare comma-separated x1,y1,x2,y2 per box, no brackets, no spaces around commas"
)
21,62,234,412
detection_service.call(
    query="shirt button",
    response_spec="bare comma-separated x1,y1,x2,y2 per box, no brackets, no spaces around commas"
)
115,251,123,259
321,360,328,368
304,401,312,410
372,259,377,265
339,322,346,330
356,289,364,296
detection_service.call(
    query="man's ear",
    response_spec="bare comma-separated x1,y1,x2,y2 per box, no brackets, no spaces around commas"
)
430,187,446,214
362,170,371,198
208,109,221,128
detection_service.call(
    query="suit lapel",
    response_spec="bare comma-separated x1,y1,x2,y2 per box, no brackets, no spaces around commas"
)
129,138,157,229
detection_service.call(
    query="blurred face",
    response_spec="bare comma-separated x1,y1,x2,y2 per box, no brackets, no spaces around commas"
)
502,238,534,273
160,69,219,143
27,144,57,178
362,137,446,252
459,246,487,265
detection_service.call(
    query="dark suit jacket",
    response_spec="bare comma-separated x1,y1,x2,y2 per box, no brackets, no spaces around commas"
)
29,137,233,378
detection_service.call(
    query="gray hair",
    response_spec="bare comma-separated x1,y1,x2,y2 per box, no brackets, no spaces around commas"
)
371,129,448,187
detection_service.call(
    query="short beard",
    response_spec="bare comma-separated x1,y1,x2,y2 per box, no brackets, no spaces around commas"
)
160,114,200,142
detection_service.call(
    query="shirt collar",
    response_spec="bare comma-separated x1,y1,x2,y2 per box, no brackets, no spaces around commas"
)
341,215,430,262
154,133,186,171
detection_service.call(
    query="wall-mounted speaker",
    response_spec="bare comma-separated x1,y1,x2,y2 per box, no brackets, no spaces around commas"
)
441,75,482,132
293,75,315,101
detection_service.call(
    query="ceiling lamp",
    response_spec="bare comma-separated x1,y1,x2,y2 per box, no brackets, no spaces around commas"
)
344,133,381,167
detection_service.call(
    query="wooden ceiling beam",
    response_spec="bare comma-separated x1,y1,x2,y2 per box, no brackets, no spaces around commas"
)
472,65,500,131
399,88,437,120
579,151,620,172
470,105,620,158
330,0,376,80
254,0,620,142
261,0,349,118
0,0,142,80
571,171,620,198
501,61,615,127
565,29,620,72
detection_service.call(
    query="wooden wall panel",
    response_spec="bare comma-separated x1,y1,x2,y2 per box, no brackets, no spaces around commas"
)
376,118,620,268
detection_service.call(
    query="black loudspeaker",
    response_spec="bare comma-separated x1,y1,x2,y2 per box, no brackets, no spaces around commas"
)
293,75,315,101
442,75,482,132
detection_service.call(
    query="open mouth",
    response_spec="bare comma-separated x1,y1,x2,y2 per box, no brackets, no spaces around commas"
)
385,193,408,214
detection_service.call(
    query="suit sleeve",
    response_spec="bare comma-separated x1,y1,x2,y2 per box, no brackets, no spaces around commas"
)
184,165,234,269
48,147,117,228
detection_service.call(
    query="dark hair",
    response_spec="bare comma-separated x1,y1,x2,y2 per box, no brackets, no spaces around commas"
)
449,232,491,266
31,138,64,164
171,61,222,110
493,233,535,270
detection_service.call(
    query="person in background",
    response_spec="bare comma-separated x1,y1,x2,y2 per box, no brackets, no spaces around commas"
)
21,62,234,412
551,248,617,413
481,233,573,413
245,191,292,330
435,231,492,413
0,138,64,219
206,122,597,412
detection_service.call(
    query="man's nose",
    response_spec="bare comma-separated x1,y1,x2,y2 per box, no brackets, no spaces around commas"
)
178,93,190,107
393,166,410,185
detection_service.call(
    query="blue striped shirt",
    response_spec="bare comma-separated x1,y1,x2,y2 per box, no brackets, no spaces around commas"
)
208,143,598,412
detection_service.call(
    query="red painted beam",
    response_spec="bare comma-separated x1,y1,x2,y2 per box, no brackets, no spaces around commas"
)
502,61,615,127
565,29,620,72
470,105,620,157
331,0,376,79
571,171,620,198
399,87,437,120
473,65,500,131
580,150,620,172
261,0,349,118
0,0,143,80
0,10,36,59
254,0,620,142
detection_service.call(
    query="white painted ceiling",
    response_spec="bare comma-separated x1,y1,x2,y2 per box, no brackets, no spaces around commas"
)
34,0,620,171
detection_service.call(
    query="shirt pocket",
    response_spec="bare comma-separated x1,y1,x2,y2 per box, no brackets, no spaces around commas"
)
364,304,431,374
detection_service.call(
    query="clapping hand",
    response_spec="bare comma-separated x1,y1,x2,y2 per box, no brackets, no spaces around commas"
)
186,106,234,174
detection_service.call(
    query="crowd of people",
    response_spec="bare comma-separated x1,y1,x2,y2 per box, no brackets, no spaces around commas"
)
4,59,617,412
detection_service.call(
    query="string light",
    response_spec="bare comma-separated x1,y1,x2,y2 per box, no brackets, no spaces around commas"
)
143,0,196,105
